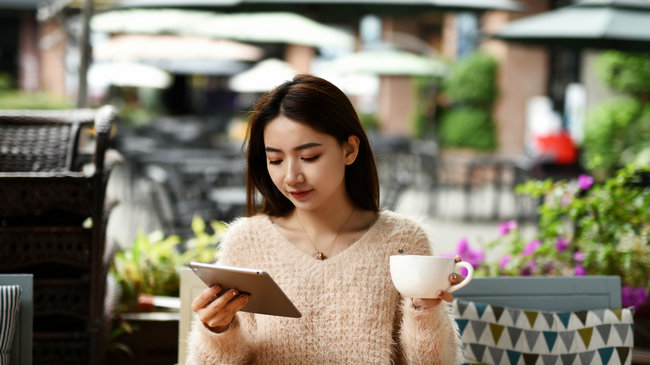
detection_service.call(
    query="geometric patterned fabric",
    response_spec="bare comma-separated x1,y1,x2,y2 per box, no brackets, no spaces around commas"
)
452,299,635,365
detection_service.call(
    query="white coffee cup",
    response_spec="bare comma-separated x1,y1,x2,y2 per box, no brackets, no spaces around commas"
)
390,255,474,298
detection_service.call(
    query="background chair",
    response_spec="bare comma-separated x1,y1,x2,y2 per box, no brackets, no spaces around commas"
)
0,106,118,364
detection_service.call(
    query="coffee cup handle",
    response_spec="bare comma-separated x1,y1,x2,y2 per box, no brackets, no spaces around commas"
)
448,262,474,293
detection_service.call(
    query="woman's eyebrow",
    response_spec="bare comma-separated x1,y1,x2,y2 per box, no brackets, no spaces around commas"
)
265,142,322,153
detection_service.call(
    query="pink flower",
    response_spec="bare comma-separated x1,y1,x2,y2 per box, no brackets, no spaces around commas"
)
498,220,517,236
555,237,570,252
574,264,587,276
573,251,585,262
622,286,649,310
577,174,594,190
523,240,541,256
454,237,485,269
499,255,511,271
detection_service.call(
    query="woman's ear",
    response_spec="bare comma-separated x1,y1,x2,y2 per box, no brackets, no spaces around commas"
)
343,135,360,165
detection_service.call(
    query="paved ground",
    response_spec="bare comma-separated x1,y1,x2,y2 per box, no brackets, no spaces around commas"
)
394,187,537,262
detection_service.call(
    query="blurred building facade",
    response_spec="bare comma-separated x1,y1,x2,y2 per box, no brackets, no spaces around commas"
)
1,0,583,158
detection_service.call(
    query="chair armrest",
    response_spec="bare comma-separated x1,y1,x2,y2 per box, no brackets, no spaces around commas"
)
93,105,119,175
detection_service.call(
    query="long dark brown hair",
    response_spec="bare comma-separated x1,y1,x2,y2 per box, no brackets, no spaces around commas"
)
244,74,379,217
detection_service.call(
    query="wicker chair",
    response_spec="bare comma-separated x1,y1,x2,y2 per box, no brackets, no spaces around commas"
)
0,105,118,365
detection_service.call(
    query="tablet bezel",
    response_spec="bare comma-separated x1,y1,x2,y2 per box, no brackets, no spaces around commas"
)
188,262,302,318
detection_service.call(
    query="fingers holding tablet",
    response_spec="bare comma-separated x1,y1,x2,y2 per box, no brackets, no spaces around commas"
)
192,286,250,333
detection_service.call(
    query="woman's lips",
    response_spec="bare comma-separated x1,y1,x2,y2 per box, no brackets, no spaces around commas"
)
290,190,312,199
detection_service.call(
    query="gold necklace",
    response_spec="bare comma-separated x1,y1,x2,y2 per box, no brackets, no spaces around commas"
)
295,207,355,260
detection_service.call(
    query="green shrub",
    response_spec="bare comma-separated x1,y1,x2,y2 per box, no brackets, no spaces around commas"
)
439,52,499,150
583,97,650,178
444,52,499,108
438,107,496,150
0,90,73,110
594,50,650,96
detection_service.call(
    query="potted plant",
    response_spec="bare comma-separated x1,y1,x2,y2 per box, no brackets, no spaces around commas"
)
449,165,650,346
110,215,226,312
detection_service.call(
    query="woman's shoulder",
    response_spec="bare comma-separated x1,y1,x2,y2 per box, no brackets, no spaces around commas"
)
220,214,272,244
217,214,273,265
377,210,427,232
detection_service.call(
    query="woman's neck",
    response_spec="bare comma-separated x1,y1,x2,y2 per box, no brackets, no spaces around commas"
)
293,195,355,235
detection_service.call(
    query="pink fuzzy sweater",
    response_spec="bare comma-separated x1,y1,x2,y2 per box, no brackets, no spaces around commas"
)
186,210,463,364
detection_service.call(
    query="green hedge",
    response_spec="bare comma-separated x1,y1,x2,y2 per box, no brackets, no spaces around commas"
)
439,107,496,150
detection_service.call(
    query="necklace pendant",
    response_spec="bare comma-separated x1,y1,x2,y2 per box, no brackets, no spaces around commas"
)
316,252,326,260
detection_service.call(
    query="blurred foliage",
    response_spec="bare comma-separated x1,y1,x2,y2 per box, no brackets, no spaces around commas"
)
583,98,650,178
444,52,499,108
110,215,227,311
0,90,73,110
438,107,496,150
411,76,439,139
583,51,650,179
0,72,73,109
358,112,380,132
438,52,498,150
594,51,650,96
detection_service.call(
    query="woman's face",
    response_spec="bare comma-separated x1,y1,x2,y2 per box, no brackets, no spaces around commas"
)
263,115,357,212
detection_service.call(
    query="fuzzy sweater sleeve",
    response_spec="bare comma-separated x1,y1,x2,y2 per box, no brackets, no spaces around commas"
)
185,218,257,364
394,217,464,364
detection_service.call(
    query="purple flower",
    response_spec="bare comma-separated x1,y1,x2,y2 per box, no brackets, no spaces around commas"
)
577,174,594,190
574,264,587,276
573,251,585,262
622,286,649,310
498,220,518,236
454,237,485,269
523,240,541,256
520,260,536,276
499,255,511,271
555,237,570,252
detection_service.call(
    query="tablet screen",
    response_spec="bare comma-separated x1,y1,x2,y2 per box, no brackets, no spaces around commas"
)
189,262,302,318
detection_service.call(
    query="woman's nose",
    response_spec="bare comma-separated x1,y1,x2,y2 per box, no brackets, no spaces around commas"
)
284,160,304,185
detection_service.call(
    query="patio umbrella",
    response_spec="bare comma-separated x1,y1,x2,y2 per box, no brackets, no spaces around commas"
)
330,49,447,77
92,9,355,49
491,0,650,51
112,0,524,15
93,34,264,62
228,58,297,92
88,61,173,88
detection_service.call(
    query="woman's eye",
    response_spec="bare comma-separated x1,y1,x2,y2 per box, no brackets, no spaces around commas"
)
302,155,319,162
268,159,282,165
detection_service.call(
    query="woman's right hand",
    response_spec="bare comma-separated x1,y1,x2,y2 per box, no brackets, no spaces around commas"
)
191,285,250,333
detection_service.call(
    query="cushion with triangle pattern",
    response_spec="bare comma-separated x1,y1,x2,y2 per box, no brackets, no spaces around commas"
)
452,299,634,365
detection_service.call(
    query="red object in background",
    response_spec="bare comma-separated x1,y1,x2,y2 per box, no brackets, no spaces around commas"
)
534,131,578,164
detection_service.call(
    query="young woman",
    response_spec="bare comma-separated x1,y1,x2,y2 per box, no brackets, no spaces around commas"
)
187,74,463,364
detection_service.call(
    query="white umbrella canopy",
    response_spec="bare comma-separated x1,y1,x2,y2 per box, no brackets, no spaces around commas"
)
92,9,354,49
88,61,173,88
228,58,297,92
113,0,524,13
492,0,650,51
93,34,264,62
330,49,447,77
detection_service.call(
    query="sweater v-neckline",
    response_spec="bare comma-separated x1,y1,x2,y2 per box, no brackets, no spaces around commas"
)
265,212,384,264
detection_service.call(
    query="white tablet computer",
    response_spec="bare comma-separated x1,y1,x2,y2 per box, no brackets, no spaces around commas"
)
188,262,302,318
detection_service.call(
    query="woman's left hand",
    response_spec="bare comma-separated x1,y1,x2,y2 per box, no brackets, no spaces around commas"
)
411,255,465,310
